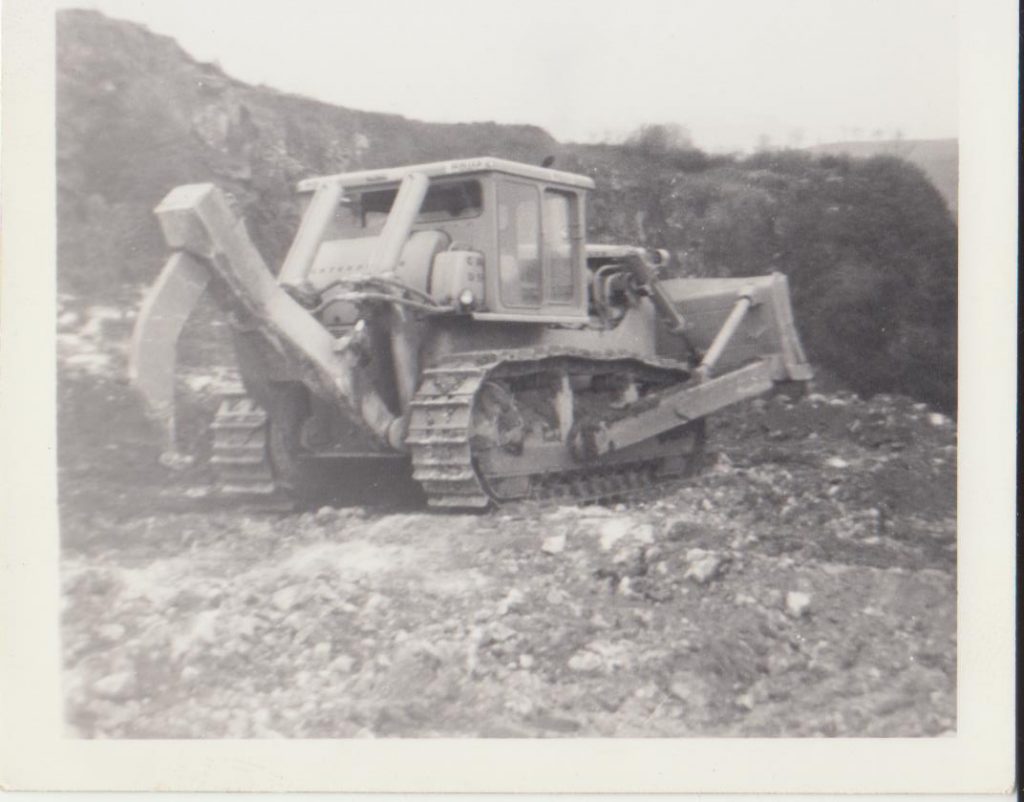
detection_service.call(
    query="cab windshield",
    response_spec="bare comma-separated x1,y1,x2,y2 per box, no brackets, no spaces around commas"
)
359,179,483,227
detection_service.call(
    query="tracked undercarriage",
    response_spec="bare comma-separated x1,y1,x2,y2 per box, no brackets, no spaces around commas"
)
210,348,708,508
408,348,706,508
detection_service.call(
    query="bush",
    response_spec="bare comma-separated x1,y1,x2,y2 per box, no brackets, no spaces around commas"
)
624,123,694,155
56,10,958,411
570,146,957,410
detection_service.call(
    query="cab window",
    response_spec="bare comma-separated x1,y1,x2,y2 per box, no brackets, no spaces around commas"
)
359,179,482,228
544,190,576,303
497,180,541,307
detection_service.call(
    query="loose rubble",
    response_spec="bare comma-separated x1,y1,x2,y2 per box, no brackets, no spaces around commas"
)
684,549,729,584
541,534,566,555
58,314,957,737
785,591,813,618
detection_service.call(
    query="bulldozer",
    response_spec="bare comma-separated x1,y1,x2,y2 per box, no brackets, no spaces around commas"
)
130,156,812,509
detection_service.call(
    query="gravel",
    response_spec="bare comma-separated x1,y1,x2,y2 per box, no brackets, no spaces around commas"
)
58,324,957,738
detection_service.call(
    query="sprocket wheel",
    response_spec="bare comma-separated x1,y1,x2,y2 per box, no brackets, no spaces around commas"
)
470,381,526,455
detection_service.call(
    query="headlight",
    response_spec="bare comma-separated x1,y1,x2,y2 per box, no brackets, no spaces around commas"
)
458,289,475,309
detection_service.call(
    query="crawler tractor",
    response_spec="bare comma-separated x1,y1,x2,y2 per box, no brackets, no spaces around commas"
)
131,157,811,508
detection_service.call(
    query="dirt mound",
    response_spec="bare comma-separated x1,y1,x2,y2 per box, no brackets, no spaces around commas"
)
57,305,956,737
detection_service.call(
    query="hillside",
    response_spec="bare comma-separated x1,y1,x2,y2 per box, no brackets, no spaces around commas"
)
807,139,958,216
57,8,957,411
56,9,557,300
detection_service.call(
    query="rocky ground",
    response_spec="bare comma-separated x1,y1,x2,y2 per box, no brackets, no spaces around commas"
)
58,305,957,738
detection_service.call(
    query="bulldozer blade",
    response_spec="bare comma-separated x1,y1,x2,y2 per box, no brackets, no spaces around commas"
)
658,273,812,382
129,250,210,461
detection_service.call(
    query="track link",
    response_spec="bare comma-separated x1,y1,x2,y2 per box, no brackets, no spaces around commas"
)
408,364,490,508
209,393,277,496
407,347,703,510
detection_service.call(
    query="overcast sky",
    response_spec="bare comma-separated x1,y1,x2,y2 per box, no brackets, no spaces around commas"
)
61,0,958,152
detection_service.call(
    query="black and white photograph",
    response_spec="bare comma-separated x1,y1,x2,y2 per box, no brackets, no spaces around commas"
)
0,0,1016,793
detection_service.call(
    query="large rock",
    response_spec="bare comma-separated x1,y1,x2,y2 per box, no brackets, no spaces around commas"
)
272,585,303,612
684,549,728,584
568,650,603,673
785,591,813,618
93,670,136,701
541,534,566,555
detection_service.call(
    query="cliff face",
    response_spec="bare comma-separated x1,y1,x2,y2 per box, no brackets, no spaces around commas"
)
56,9,557,298
56,9,957,410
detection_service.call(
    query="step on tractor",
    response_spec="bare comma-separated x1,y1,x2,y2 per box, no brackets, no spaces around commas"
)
131,157,812,509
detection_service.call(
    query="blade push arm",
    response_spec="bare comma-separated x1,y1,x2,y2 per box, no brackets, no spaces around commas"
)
619,251,701,364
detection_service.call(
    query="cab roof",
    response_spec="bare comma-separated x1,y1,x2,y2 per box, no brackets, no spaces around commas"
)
296,156,595,193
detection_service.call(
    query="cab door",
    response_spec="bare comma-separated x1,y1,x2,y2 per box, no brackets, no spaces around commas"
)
493,178,585,319
542,187,582,308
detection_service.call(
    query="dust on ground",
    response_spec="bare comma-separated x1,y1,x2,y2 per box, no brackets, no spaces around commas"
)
57,305,956,737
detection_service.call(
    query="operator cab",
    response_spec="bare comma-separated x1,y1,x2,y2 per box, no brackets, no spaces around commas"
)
297,157,594,323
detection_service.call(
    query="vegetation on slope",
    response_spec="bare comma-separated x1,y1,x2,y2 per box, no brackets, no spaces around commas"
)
807,139,958,216
56,10,957,410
